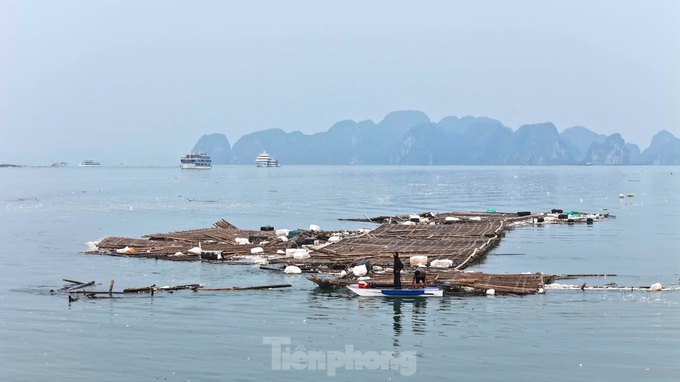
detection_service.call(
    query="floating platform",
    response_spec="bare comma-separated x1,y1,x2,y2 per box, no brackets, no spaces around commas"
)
308,271,555,296
85,210,610,295
89,210,607,266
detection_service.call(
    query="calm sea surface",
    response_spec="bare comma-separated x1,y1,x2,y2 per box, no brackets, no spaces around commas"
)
1,165,678,381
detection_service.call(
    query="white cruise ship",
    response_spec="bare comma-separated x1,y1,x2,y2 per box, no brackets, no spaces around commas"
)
79,160,101,167
180,153,212,169
255,151,280,167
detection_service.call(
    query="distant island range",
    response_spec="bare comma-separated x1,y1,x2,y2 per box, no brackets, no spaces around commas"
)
193,110,680,165
2,110,677,168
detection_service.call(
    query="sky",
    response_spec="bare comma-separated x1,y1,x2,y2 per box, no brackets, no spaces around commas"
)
1,0,679,166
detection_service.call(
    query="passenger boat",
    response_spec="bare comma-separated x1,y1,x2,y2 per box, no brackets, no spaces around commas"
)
347,284,443,297
180,153,212,169
79,160,101,167
255,151,280,167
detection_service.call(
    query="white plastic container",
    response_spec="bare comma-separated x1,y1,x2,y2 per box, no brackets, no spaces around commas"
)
292,249,310,259
409,255,428,267
352,264,367,277
275,229,290,237
250,247,264,254
430,259,453,268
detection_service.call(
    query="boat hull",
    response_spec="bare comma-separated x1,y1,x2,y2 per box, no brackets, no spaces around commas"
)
347,284,443,297
180,153,212,169
180,164,212,169
79,161,101,167
256,151,280,167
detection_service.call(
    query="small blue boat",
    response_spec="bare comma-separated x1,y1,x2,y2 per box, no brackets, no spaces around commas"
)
347,284,443,297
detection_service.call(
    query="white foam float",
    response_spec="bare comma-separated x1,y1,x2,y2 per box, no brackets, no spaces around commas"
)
352,264,367,277
284,265,302,274
409,255,428,267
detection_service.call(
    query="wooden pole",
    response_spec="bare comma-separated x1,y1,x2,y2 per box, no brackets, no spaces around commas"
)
123,284,157,293
194,284,292,291
67,281,95,291
69,291,126,295
63,279,85,284
466,283,537,295
156,284,202,291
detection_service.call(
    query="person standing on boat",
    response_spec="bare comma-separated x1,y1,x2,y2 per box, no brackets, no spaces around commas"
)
393,252,403,289
412,269,427,289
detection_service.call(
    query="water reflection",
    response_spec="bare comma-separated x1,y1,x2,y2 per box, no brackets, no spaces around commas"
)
435,295,453,312
412,299,427,334
392,299,403,347
305,288,451,346
391,298,432,345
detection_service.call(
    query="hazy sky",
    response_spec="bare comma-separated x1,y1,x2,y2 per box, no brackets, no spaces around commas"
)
1,1,679,165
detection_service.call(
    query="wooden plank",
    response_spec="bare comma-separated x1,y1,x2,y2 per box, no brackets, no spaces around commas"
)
123,285,156,293
194,284,292,291
63,279,85,284
66,281,95,291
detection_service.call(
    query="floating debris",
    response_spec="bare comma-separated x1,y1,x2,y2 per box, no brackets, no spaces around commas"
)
545,282,674,291
52,278,291,302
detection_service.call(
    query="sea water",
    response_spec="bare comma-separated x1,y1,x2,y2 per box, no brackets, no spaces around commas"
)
0,165,678,381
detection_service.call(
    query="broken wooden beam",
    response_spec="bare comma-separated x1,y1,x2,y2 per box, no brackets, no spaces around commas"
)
193,284,292,291
455,283,538,295
63,279,85,284
553,273,618,279
65,281,95,291
157,284,202,291
69,290,126,295
123,284,156,293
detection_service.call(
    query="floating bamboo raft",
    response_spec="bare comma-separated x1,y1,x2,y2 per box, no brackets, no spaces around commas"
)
307,270,556,295
85,210,609,295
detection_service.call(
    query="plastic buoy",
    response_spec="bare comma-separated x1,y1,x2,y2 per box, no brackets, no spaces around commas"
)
284,266,302,274
352,264,367,277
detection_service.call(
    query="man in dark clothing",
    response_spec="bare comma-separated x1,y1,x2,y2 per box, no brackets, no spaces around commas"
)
412,269,427,288
393,252,403,288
